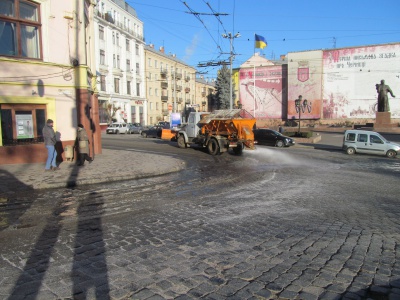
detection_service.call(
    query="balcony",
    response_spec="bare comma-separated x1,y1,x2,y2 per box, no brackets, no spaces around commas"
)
172,72,182,80
160,70,168,77
161,96,168,102
185,87,190,93
94,9,144,42
173,85,182,91
201,92,206,97
202,101,207,106
162,109,169,116
185,76,190,82
177,98,183,104
161,82,168,89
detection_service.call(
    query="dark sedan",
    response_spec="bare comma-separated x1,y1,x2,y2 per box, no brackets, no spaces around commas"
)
141,126,163,138
253,128,295,147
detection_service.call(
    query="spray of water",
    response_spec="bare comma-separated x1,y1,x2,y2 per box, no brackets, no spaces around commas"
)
246,147,309,166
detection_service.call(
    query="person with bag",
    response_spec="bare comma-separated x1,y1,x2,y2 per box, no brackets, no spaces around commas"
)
43,119,60,171
75,123,93,166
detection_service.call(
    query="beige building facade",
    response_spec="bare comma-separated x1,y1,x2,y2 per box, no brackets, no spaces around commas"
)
144,45,197,125
194,76,215,113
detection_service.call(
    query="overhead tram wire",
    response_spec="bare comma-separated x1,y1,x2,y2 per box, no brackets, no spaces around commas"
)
181,1,223,53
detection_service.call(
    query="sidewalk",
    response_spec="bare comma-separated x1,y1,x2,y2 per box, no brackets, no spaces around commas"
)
0,149,186,194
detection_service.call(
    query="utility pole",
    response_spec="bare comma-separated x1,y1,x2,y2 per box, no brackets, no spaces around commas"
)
222,32,240,110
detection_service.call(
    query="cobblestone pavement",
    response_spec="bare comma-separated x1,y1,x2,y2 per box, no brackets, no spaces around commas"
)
0,146,400,300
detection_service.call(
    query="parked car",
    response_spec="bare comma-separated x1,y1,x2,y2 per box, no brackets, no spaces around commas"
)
128,123,143,134
343,130,400,158
253,128,295,147
106,122,129,134
141,126,163,138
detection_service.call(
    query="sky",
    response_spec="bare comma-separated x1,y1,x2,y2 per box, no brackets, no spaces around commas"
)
127,0,400,80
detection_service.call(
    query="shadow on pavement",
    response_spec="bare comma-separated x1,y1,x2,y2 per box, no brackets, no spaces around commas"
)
7,163,110,299
340,278,400,299
71,191,110,299
0,169,35,232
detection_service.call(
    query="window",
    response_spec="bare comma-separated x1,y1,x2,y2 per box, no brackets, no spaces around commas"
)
155,60,158,68
149,87,152,96
127,81,131,95
113,54,116,68
114,78,120,93
136,63,140,74
116,33,119,46
100,75,106,91
117,55,120,69
112,32,115,44
126,39,130,51
99,49,105,65
148,72,151,80
148,58,151,67
370,135,383,144
126,59,130,72
136,82,140,96
1,104,46,144
358,134,368,143
99,25,104,40
0,0,42,59
346,133,356,141
135,44,139,55
155,88,158,96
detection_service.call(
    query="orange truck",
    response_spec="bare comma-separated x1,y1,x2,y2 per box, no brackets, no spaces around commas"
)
175,109,256,155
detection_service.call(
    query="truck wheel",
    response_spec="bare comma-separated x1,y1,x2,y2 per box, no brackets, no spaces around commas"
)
208,139,220,155
177,135,187,148
233,143,243,155
386,150,397,158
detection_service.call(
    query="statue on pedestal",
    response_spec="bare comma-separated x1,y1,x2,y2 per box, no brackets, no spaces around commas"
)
376,80,396,112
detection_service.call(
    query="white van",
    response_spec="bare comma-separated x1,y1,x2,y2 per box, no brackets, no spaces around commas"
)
106,122,128,134
343,130,400,158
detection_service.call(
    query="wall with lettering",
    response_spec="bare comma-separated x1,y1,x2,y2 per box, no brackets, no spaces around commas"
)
239,65,286,119
323,43,400,118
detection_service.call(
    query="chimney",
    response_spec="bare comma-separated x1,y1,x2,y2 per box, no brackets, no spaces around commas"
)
149,44,154,48
159,46,164,53
280,54,286,61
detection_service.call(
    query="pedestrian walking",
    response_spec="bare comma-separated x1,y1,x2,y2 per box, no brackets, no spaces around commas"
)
75,124,93,166
278,125,284,134
42,119,60,171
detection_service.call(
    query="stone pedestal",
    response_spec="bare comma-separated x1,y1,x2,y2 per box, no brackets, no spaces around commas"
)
374,112,399,132
375,112,391,126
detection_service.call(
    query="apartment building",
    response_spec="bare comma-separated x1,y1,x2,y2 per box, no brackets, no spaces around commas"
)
94,0,146,127
0,0,100,164
194,76,215,113
144,45,196,125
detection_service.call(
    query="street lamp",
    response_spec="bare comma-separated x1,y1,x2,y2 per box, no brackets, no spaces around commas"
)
294,95,312,135
222,32,240,110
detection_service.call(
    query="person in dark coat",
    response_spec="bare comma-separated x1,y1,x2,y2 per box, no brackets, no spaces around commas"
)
76,124,93,166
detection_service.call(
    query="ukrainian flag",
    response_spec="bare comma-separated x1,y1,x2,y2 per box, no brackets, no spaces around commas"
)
255,34,267,49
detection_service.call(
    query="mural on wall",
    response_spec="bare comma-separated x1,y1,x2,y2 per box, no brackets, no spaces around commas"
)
288,57,323,120
239,66,285,119
323,43,400,118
